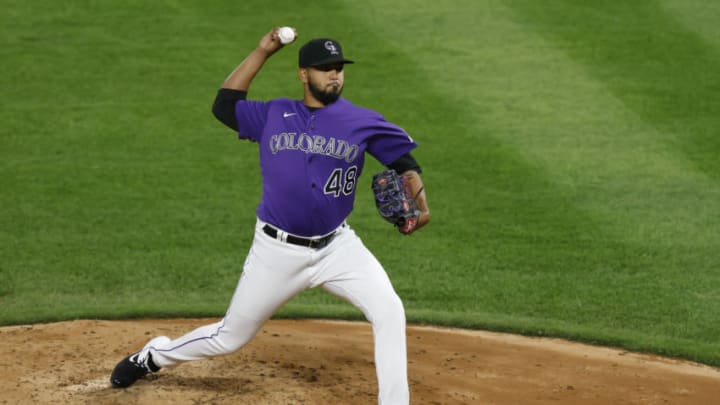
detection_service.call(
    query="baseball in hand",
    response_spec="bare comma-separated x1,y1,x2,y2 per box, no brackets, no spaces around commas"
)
278,26,296,44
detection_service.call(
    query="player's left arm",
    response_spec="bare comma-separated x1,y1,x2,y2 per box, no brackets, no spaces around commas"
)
387,153,431,232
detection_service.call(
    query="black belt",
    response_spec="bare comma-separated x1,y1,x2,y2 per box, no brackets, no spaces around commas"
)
262,224,337,249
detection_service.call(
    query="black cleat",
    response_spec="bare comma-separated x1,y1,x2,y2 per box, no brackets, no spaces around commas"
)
110,336,169,388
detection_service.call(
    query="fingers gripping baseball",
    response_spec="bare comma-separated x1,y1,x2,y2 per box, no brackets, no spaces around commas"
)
260,27,297,54
276,26,297,44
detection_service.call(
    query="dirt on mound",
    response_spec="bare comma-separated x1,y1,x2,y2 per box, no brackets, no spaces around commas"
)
1,318,719,404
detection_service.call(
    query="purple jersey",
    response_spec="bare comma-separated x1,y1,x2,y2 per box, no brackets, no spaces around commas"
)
235,97,417,237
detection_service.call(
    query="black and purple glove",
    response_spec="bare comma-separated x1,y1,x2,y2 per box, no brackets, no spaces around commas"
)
371,169,420,234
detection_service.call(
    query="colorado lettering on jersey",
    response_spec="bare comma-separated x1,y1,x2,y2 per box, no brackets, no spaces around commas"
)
269,132,360,163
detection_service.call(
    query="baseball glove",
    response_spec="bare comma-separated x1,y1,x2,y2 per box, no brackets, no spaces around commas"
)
371,169,421,234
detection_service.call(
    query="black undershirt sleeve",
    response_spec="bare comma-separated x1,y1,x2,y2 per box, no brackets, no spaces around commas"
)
387,152,422,174
212,88,247,131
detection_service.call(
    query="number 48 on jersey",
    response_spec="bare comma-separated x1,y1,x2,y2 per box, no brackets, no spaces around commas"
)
324,166,358,197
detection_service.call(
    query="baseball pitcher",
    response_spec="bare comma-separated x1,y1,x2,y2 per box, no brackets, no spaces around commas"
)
110,27,430,405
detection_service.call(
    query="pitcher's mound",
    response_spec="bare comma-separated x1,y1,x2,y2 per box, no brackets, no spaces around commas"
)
2,318,719,404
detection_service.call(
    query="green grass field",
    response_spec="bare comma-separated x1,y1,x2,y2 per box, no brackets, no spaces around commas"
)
2,0,719,366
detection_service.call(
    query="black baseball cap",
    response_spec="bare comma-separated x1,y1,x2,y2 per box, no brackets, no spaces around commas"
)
298,38,354,68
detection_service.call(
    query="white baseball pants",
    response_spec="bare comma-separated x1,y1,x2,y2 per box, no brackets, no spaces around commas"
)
149,219,409,405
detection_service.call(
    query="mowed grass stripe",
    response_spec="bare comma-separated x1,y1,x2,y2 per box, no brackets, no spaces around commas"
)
504,0,720,179
470,2,720,249
499,0,720,337
661,0,720,50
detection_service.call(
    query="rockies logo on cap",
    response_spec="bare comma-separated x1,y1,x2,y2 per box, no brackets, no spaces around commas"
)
324,41,339,55
299,38,355,68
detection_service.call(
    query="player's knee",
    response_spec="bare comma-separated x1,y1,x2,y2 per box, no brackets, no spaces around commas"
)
216,316,263,353
215,330,252,353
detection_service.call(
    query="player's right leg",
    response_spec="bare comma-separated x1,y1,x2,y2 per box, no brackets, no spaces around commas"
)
110,219,314,387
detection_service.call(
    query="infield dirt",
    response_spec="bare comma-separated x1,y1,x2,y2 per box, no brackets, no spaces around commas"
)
2,318,719,404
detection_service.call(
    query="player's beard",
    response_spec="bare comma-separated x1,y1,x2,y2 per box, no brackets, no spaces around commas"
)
308,78,343,106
